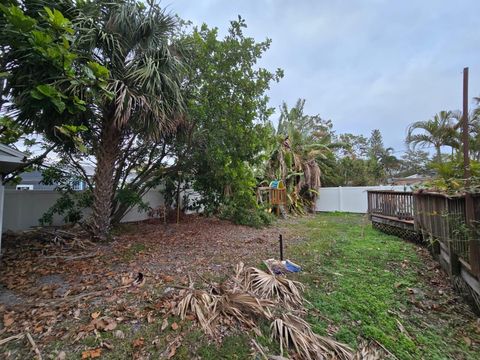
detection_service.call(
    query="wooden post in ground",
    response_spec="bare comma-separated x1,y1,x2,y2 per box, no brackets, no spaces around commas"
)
462,67,480,276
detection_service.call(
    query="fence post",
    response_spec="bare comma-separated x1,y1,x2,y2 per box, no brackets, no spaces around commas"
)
0,183,4,254
467,194,480,276
338,186,343,212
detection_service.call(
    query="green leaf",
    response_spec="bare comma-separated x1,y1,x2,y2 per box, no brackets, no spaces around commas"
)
87,61,110,79
0,5,37,31
35,84,57,98
50,97,66,113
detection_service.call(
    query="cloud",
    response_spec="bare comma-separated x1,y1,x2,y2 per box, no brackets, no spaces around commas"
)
170,0,480,150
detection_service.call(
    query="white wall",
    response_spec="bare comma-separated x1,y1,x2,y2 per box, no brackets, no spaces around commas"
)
315,185,411,213
3,188,166,232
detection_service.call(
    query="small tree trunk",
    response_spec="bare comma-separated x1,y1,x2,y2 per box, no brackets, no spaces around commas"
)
436,146,442,164
91,121,121,240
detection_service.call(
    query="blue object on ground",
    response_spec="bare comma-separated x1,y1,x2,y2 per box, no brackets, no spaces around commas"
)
284,260,301,273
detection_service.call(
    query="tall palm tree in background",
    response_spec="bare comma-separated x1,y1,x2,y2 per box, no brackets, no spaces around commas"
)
267,100,334,213
406,111,458,163
73,1,185,239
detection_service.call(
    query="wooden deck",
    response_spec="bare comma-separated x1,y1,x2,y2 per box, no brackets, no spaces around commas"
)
367,190,480,308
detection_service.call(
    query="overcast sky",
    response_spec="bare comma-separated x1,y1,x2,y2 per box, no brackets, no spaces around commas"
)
170,0,480,153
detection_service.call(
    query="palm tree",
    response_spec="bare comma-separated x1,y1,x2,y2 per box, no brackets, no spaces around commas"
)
266,100,337,213
406,111,458,163
73,1,185,239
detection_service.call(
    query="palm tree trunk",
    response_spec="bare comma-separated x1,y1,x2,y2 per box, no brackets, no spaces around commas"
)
436,146,442,164
91,120,121,240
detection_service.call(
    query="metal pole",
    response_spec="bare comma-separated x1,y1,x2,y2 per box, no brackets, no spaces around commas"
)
462,67,480,275
176,173,181,224
279,234,284,261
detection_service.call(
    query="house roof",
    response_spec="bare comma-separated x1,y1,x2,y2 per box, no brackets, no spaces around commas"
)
0,144,27,174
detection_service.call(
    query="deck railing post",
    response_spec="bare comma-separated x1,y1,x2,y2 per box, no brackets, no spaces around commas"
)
467,193,480,277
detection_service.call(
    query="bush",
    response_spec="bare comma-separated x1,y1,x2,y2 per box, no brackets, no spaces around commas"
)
219,199,274,228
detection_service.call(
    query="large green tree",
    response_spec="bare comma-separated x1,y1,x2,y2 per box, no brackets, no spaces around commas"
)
177,18,282,223
1,0,186,239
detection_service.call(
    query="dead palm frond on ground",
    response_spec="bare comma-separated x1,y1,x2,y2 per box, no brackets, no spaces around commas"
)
244,266,304,308
173,263,354,359
271,313,353,360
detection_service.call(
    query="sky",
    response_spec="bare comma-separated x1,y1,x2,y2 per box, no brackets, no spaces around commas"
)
169,0,480,153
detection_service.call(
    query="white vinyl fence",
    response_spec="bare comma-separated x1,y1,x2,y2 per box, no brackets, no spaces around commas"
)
3,185,409,232
3,188,165,232
315,186,411,213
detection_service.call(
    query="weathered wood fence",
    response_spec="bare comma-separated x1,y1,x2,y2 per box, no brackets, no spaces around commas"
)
367,190,480,304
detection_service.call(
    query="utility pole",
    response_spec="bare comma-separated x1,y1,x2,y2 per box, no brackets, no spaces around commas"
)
463,67,480,275
463,67,471,182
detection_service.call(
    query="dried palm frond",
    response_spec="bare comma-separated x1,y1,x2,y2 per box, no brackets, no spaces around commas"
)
216,291,275,335
353,340,397,360
271,314,353,360
354,340,382,360
175,288,219,335
245,267,304,308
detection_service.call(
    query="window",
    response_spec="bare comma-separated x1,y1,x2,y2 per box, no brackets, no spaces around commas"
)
16,185,33,191
71,180,83,191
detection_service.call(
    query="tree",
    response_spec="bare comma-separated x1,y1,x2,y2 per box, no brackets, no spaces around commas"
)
397,149,430,177
1,1,186,239
406,111,458,163
265,99,337,212
163,18,282,226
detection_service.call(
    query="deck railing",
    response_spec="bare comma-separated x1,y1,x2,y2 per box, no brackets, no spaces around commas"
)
367,189,480,302
367,190,415,220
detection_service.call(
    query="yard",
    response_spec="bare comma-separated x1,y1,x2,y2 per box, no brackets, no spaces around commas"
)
0,213,479,359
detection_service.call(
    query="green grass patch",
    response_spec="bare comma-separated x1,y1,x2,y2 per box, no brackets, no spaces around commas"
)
287,213,480,360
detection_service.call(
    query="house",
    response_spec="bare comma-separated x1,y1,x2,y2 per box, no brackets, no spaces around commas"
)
0,144,28,251
388,174,431,186
12,170,89,191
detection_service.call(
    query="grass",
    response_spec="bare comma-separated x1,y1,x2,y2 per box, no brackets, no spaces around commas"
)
10,213,479,359
287,212,480,360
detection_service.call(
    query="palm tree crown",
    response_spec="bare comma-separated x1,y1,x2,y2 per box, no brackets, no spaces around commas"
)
406,111,457,161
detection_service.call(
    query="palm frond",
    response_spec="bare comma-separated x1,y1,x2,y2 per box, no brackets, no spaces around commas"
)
245,267,304,308
271,313,353,360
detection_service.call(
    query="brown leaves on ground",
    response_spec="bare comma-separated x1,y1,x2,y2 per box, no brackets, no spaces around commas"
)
0,216,284,357
81,348,102,359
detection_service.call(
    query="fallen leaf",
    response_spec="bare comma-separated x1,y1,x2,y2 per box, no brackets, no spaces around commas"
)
34,325,43,333
121,274,134,286
161,318,169,331
74,309,81,319
91,312,101,320
101,341,114,350
114,330,125,339
56,351,66,360
81,348,102,359
147,312,155,324
91,317,117,331
168,346,177,359
133,337,144,348
3,312,15,327
163,275,174,283
171,322,179,331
